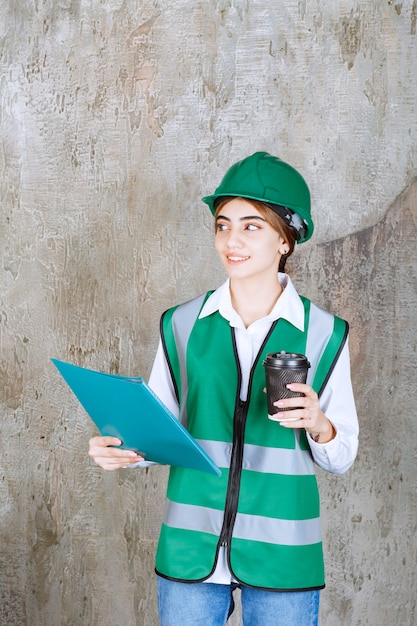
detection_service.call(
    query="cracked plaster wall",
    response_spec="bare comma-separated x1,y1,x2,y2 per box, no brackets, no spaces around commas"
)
0,1,416,624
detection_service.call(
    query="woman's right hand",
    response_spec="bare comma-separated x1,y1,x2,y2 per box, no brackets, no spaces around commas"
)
88,436,144,471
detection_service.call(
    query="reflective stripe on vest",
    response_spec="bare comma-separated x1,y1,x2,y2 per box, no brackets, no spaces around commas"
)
163,499,322,546
198,438,315,475
171,292,208,429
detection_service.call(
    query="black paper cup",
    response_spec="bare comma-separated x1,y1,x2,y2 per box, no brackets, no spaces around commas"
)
263,351,310,420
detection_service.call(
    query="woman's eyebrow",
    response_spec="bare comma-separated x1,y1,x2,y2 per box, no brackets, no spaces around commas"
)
240,215,266,222
216,214,266,222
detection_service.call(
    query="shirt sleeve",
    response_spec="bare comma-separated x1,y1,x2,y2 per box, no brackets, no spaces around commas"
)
308,338,359,475
127,338,180,469
147,339,180,417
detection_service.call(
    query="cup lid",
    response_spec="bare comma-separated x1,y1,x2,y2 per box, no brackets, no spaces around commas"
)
263,351,311,369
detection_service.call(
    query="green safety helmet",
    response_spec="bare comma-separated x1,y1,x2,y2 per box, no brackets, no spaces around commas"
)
202,151,314,243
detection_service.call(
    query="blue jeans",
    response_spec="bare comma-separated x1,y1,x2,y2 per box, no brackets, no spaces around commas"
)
157,577,320,626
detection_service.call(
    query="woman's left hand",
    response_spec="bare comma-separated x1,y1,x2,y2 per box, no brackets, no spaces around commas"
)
269,383,336,444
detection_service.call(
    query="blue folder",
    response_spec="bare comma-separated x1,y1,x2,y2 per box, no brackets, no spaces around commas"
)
52,359,221,476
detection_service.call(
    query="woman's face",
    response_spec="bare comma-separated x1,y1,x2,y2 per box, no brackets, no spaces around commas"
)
214,198,286,283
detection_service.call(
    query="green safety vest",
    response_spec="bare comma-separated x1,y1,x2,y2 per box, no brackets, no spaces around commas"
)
155,292,348,591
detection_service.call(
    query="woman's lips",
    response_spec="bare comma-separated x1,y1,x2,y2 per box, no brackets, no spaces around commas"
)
227,255,250,263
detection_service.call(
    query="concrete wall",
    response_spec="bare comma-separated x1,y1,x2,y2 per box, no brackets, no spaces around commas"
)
1,1,416,624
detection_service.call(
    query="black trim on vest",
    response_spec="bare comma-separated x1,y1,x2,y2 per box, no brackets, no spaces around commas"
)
160,310,180,404
317,321,349,398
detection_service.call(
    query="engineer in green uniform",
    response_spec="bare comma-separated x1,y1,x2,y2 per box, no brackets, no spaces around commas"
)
89,152,359,626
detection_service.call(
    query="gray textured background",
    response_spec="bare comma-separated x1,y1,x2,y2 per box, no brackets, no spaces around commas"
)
1,1,416,624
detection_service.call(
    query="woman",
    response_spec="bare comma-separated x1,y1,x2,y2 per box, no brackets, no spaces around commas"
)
89,152,359,625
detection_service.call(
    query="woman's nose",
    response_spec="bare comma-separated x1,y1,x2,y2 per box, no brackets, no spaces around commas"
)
225,227,243,248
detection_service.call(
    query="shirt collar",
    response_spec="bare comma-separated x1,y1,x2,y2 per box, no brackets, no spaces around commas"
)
198,273,305,332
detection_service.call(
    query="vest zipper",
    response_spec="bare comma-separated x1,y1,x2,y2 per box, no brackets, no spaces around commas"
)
218,397,247,548
217,322,279,554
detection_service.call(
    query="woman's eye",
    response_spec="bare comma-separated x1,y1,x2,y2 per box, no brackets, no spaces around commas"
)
246,224,259,231
216,223,228,231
